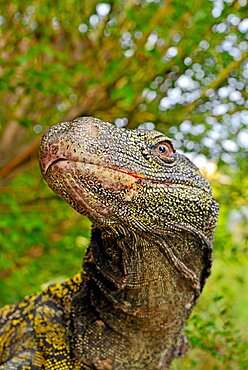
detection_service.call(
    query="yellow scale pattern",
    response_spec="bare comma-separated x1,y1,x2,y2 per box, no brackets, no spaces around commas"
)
0,274,84,369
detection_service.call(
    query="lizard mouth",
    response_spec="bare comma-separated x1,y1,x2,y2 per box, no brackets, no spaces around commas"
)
44,157,175,187
44,158,211,194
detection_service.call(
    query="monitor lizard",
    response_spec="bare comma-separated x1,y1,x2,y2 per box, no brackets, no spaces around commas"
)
0,116,219,369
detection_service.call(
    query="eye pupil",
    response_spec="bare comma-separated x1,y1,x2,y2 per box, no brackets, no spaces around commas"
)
159,145,166,153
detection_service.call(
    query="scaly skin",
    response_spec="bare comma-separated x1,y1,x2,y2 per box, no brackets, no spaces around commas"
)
0,117,219,369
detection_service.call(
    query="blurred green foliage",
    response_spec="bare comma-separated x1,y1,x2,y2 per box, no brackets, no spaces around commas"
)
0,0,248,368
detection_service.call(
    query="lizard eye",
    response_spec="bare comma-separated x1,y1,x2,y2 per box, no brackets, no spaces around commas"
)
155,142,174,157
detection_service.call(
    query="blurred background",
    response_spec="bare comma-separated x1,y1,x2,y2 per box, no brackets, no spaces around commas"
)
0,1,247,368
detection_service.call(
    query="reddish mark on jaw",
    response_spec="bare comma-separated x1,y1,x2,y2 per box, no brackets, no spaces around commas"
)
117,168,174,187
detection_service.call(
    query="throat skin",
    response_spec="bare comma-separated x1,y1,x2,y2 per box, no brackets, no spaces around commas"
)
71,226,204,370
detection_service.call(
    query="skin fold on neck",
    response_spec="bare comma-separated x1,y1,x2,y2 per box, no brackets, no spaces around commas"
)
71,226,203,369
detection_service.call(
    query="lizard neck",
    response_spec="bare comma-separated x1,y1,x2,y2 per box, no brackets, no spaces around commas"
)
71,226,199,369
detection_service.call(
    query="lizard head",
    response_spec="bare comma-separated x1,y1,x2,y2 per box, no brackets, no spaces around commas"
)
40,116,219,249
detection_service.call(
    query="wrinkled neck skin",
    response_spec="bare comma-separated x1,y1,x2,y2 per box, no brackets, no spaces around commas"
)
71,225,206,370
